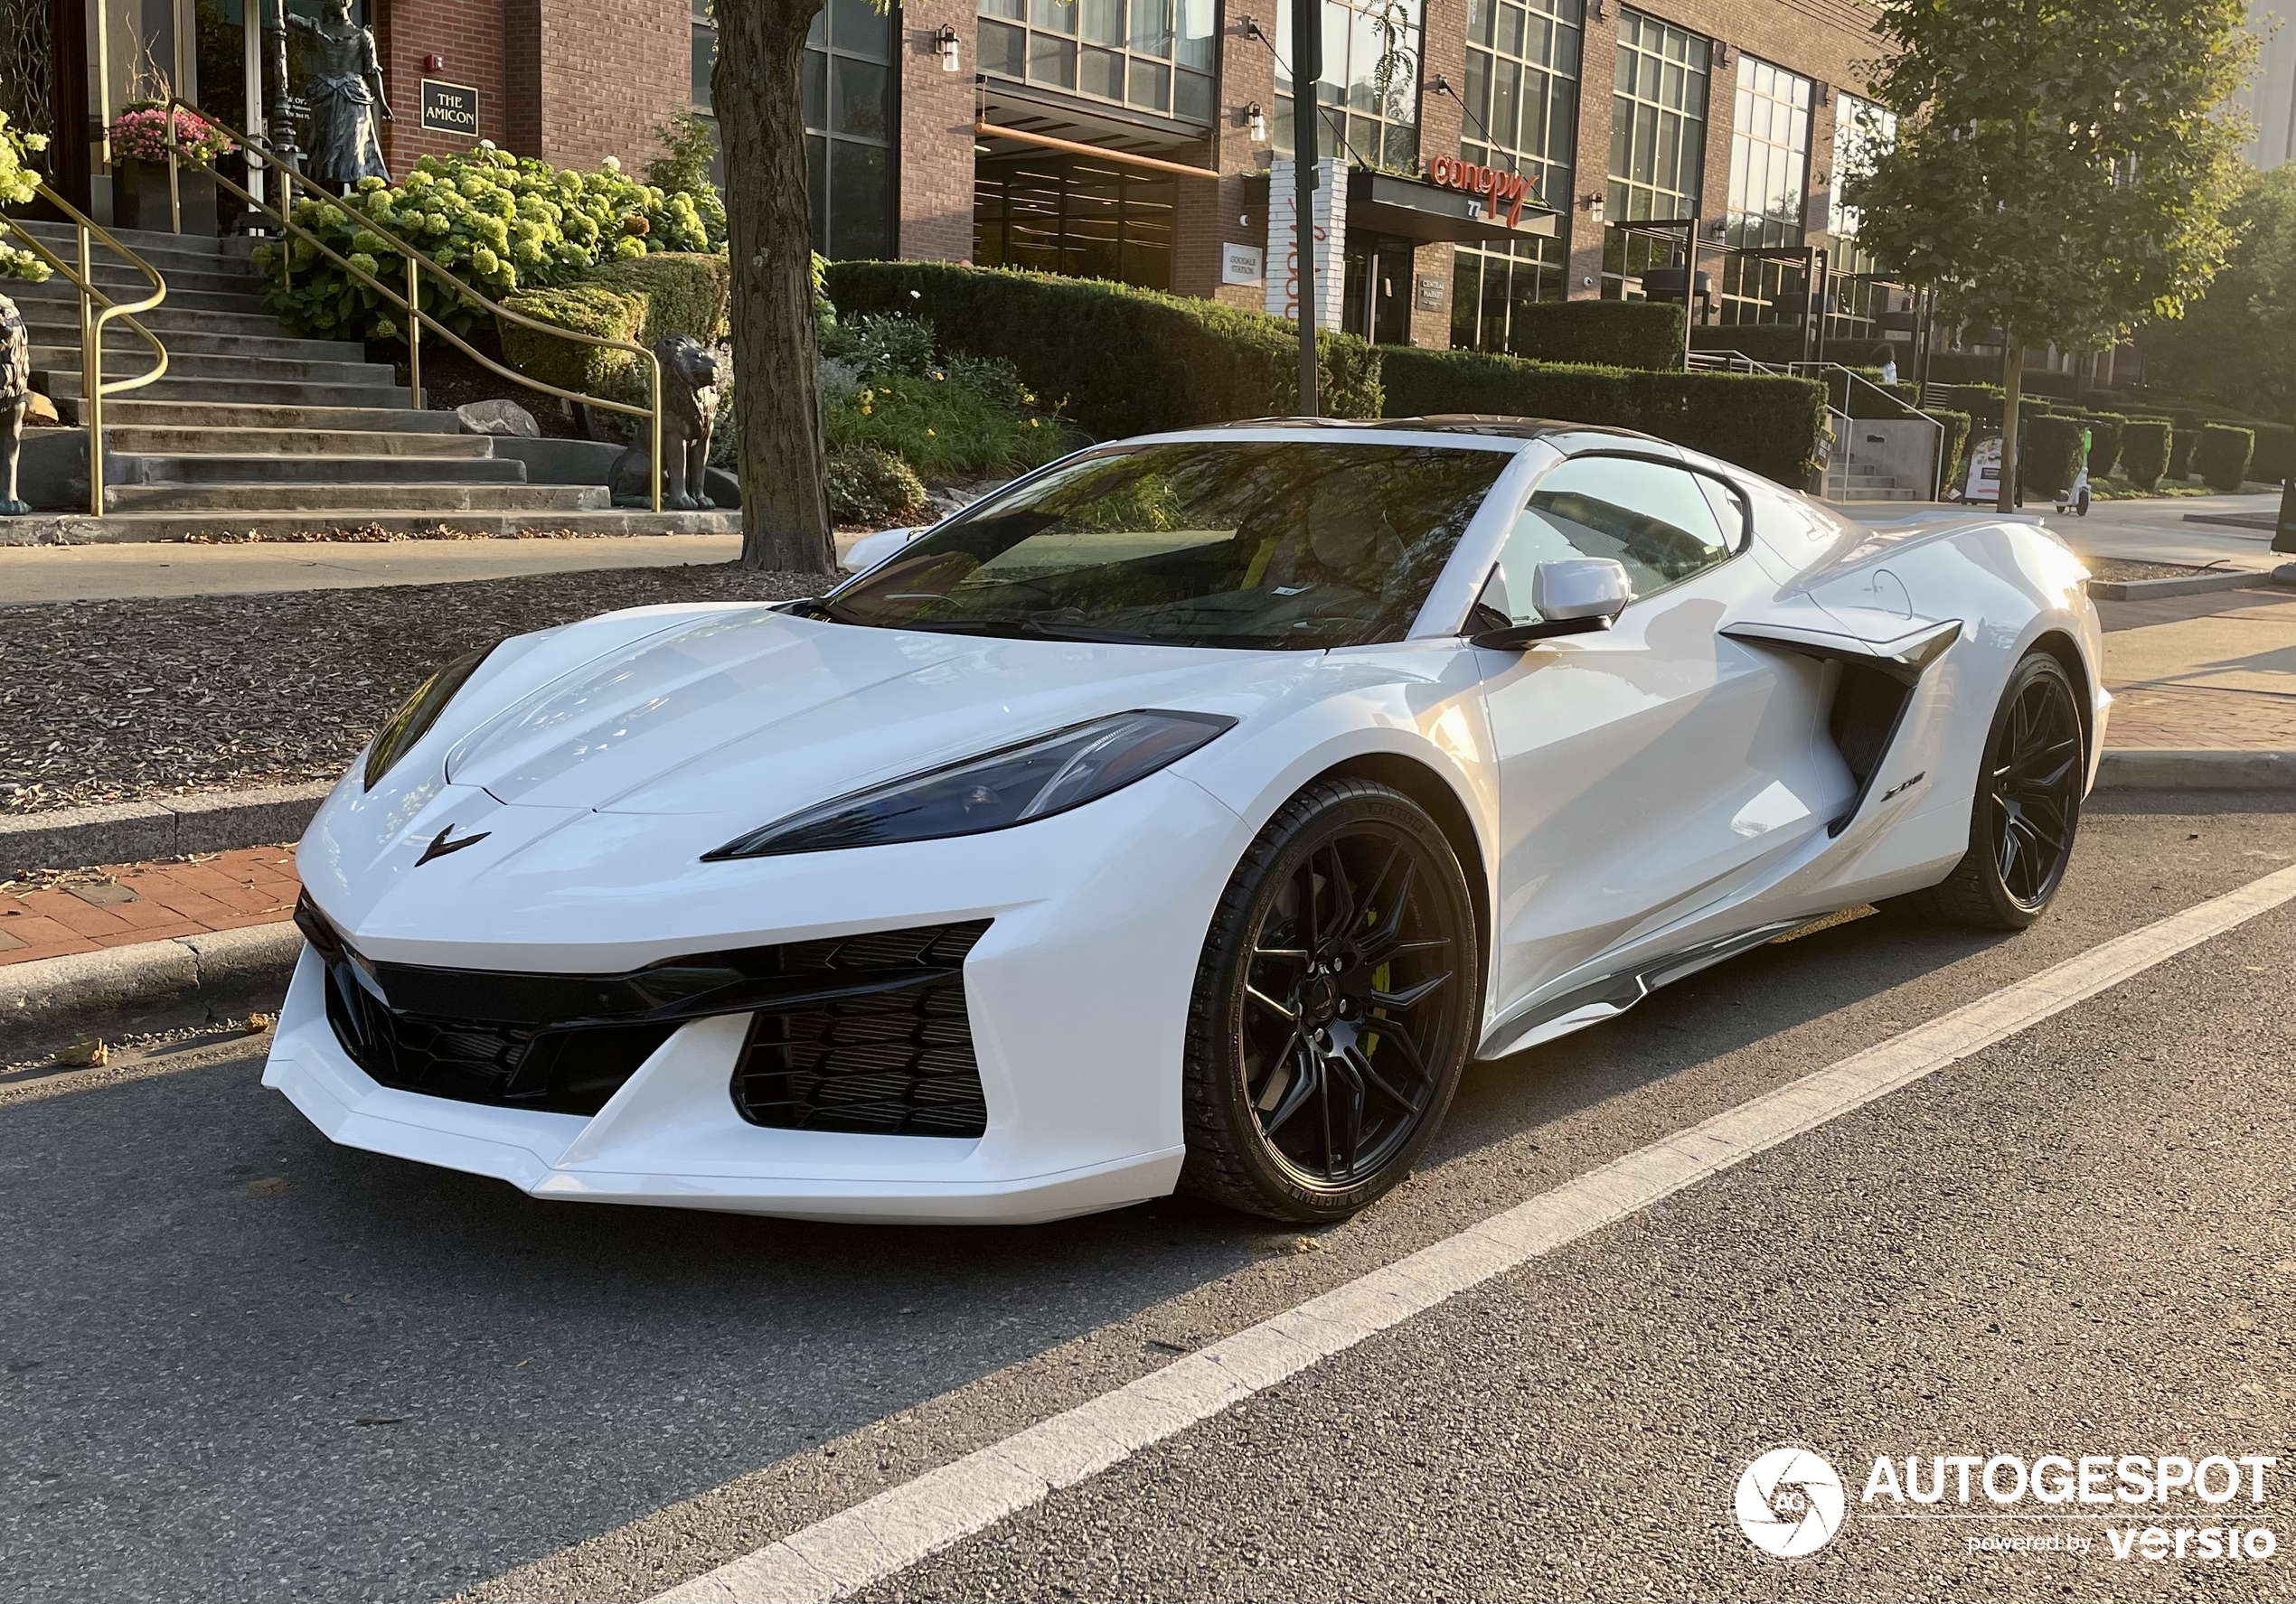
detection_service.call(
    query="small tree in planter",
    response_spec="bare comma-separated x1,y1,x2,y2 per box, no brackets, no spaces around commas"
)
108,105,234,235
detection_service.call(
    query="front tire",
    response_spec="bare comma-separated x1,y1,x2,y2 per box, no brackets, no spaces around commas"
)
1895,651,2086,930
1179,780,1479,1222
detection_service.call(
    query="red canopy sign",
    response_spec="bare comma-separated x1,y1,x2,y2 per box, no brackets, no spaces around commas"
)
1426,156,1532,229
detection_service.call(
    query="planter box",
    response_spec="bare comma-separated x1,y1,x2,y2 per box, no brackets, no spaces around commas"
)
112,159,219,237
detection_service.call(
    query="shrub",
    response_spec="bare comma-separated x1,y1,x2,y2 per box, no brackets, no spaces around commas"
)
0,110,51,283
1378,346,1828,485
1926,352,2004,385
2020,414,2086,497
252,143,722,342
1932,408,1973,494
822,314,1078,480
825,313,940,379
587,250,729,347
1504,301,1685,370
2196,423,2255,492
2019,368,2083,400
2169,425,2200,481
2077,412,2124,478
643,109,729,248
2121,419,2171,490
2248,421,2294,484
1844,380,1924,419
498,284,646,397
823,261,1382,439
824,446,927,526
1941,384,2004,434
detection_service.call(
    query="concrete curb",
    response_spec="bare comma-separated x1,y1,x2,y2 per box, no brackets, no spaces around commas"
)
0,920,301,1047
0,782,331,874
2095,750,2296,791
2086,569,2272,601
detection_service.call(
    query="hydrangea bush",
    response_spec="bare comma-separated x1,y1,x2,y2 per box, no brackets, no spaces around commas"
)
252,143,727,342
0,110,52,283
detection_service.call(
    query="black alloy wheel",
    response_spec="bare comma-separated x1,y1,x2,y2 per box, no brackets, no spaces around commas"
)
1896,651,2085,931
1181,779,1478,1221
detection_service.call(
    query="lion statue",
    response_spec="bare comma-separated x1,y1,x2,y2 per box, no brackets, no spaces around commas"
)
1,294,29,517
607,335,721,511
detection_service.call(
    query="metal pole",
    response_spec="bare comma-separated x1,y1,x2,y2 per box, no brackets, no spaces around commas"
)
245,0,267,215
80,225,101,516
405,255,421,408
1291,0,1322,417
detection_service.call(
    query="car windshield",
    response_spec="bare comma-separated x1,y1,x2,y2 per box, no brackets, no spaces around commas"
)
823,439,1512,650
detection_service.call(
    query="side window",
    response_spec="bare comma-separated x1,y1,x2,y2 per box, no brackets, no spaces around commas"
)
1483,456,1739,624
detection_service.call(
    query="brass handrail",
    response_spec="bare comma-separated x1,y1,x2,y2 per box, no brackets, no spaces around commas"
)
0,182,170,515
161,98,665,511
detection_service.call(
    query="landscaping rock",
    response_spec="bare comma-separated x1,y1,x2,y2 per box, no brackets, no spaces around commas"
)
455,399,540,438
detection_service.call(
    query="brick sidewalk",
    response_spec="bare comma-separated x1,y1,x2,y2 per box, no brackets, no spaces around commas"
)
0,846,300,968
2098,585,2296,751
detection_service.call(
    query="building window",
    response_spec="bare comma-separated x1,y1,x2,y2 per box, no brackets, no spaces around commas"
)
1715,54,1811,324
1451,0,1578,351
978,0,1217,124
690,0,726,185
804,0,899,258
1825,91,1897,340
1273,0,1424,174
1602,7,1706,298
974,154,1176,288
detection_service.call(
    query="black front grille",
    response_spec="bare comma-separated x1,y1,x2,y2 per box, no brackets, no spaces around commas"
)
730,923,990,1137
299,895,990,1133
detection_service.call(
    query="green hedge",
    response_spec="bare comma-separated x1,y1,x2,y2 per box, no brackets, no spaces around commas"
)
823,261,1381,440
1379,346,1828,485
498,283,646,397
1507,301,1686,370
2077,412,2125,478
1940,384,2003,434
1689,327,1905,371
2169,426,2201,481
1933,408,1973,495
2121,419,2170,490
587,251,729,349
2021,414,2086,497
2197,423,2255,492
2249,421,2294,485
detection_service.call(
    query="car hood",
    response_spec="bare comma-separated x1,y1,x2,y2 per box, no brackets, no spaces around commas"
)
441,607,1290,822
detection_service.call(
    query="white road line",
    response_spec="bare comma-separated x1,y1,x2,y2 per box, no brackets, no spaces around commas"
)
654,864,2296,1604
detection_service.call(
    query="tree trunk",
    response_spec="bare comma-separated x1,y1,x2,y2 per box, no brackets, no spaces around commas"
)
714,0,833,575
1997,338,2023,515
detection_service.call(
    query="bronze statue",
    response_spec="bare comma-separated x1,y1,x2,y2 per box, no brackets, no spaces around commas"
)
1,295,29,516
289,0,391,192
608,337,723,510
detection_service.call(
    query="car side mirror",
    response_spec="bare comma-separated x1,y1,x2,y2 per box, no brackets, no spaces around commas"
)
840,526,924,574
1472,559,1635,650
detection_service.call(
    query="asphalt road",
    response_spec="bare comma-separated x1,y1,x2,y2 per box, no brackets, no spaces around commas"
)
2,796,2291,1602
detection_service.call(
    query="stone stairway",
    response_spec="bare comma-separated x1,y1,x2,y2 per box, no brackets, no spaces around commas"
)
1825,459,1924,502
2,216,732,538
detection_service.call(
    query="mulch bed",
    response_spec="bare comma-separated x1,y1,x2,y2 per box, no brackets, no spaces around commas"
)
0,563,816,813
2084,558,2231,583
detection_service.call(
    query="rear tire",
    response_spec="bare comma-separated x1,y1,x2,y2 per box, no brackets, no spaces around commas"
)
1893,651,2085,931
1179,780,1479,1222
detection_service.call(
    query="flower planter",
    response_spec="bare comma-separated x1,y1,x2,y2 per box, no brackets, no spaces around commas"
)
112,157,219,237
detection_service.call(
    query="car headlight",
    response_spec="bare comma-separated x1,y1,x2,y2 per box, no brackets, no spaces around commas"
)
363,643,498,791
705,708,1237,860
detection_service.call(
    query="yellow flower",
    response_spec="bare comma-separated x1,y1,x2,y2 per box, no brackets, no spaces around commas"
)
925,428,935,436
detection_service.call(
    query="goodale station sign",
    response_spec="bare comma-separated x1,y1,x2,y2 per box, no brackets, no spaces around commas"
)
419,80,480,138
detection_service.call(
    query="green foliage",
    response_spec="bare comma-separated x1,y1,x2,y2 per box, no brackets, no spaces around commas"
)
498,284,647,397
2121,418,2171,489
2078,412,2124,477
0,110,52,283
1932,408,1974,492
824,313,939,378
2138,165,2296,421
823,261,1383,439
1502,301,1686,370
645,110,723,208
588,250,729,347
823,446,927,526
2247,421,2293,484
2021,415,2087,496
821,314,1080,480
2195,422,2255,490
2169,424,2201,481
1687,327,1903,370
1847,0,2252,360
250,143,723,342
1941,383,2005,433
1379,346,1829,485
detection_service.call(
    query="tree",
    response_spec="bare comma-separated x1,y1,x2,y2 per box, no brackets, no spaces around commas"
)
1844,0,2252,511
2137,164,2296,420
711,0,834,574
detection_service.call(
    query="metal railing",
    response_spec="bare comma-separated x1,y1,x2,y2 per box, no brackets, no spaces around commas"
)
0,181,170,515
160,98,666,511
1686,350,1950,502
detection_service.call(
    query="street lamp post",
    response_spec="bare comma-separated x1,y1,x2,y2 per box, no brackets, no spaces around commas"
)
1291,0,1321,417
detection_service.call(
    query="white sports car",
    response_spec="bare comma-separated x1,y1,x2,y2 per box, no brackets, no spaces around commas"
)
267,419,2103,1224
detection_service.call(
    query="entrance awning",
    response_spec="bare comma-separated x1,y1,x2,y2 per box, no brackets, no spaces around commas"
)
1242,169,1560,245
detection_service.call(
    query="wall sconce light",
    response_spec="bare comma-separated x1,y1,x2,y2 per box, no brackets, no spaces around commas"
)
1580,192,1605,224
935,23,962,72
1245,102,1266,141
